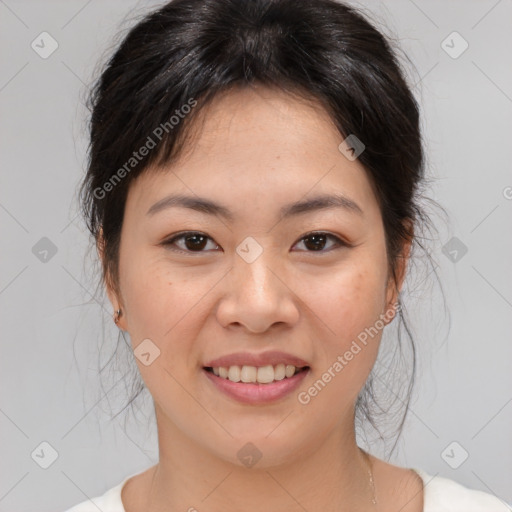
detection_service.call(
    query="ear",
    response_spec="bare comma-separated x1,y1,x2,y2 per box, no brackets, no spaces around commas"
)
97,227,127,331
385,221,413,320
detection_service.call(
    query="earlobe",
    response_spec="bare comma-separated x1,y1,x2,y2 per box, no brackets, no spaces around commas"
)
113,308,124,328
396,239,412,294
97,227,127,330
395,220,414,294
385,228,413,320
384,282,400,324
107,288,127,331
383,295,400,325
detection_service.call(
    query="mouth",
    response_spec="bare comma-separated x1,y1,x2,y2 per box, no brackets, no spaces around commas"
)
203,364,310,404
203,364,310,385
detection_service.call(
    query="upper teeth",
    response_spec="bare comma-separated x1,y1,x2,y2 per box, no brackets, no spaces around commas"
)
211,364,300,384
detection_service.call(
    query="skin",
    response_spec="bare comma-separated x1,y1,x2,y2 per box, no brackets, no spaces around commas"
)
100,85,423,511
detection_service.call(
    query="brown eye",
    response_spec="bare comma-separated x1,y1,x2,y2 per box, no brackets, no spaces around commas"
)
162,231,346,255
163,232,220,253
293,232,346,252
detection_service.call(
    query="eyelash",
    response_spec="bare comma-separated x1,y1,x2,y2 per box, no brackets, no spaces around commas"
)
161,231,348,255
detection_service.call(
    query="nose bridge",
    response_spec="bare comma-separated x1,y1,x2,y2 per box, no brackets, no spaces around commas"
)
233,244,280,301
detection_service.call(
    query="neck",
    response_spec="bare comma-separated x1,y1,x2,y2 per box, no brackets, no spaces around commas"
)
144,406,376,512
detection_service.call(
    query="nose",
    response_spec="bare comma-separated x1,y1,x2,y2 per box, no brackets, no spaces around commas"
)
215,251,300,334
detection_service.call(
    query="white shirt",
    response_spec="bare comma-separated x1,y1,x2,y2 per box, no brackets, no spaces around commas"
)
64,468,512,511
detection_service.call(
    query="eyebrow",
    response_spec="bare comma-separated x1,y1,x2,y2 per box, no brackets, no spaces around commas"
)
146,192,363,221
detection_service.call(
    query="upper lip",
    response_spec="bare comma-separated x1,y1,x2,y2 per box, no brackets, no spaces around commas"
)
204,351,310,369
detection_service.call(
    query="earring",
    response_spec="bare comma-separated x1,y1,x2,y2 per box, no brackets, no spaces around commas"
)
114,308,122,325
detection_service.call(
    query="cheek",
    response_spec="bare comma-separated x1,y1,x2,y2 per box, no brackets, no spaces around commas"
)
119,251,214,360
316,265,386,336
118,256,204,398
301,253,388,381
296,266,388,416
119,249,179,341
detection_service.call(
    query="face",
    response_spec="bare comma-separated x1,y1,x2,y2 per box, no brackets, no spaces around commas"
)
104,86,407,468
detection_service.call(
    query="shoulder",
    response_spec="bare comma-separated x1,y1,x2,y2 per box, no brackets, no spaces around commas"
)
62,465,157,512
61,478,128,512
413,468,512,512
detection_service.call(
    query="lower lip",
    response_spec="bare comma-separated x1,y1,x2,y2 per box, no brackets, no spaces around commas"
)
203,368,309,404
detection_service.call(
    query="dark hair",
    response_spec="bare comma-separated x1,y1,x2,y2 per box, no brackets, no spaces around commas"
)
79,0,440,457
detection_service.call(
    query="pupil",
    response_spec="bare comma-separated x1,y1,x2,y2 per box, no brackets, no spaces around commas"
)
185,234,207,251
305,234,326,251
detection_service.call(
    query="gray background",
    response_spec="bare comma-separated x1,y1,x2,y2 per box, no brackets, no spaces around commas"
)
1,0,511,511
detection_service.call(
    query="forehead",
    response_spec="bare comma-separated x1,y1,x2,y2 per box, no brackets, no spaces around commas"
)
179,85,349,167
125,86,379,222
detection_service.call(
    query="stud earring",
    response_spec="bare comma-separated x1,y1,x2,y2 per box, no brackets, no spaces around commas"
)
114,308,122,325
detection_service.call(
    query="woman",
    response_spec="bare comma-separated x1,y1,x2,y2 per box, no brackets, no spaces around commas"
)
65,0,510,510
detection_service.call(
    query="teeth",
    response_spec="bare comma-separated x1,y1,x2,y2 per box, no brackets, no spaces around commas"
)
285,364,296,378
241,365,257,383
210,364,305,384
228,366,241,382
274,363,286,381
257,365,274,384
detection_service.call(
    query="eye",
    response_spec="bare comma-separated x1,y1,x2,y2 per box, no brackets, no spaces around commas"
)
162,231,221,253
161,230,347,255
292,231,347,253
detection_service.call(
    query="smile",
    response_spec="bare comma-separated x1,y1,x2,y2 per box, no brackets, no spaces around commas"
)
205,364,307,384
203,365,310,404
